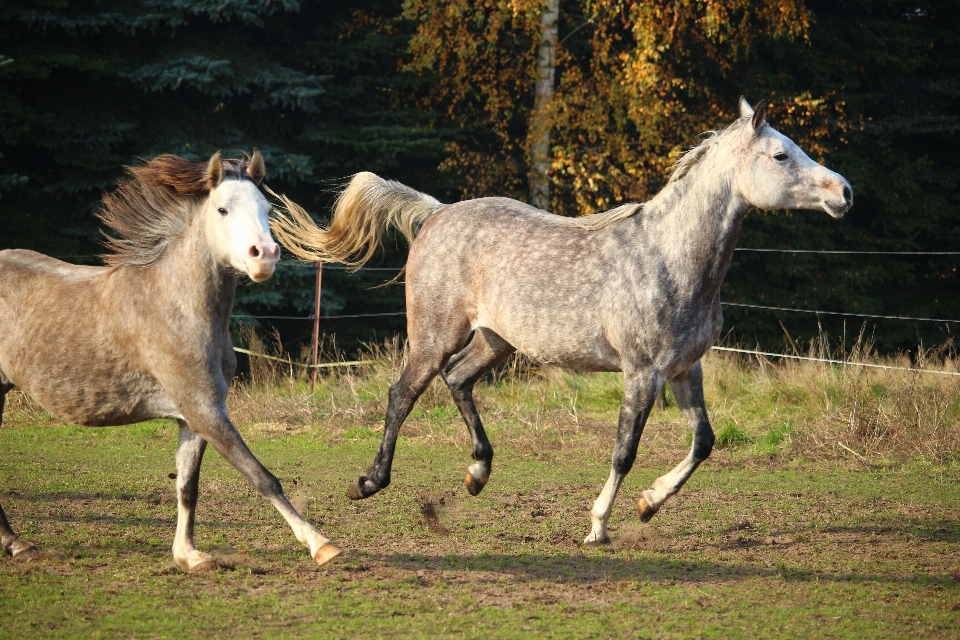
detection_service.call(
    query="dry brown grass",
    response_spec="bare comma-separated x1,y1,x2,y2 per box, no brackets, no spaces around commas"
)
704,334,960,464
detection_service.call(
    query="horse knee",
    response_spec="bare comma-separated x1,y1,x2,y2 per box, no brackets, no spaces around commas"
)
692,428,714,460
251,469,283,498
611,446,637,476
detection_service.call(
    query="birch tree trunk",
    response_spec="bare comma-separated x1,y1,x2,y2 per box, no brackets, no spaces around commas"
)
529,0,559,210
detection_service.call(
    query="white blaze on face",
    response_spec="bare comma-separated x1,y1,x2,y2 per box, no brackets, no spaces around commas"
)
205,179,280,282
735,100,853,218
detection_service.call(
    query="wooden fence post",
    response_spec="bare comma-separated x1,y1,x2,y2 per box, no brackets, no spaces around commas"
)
310,262,323,394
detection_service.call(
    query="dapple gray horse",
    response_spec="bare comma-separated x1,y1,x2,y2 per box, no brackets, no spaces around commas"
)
0,151,341,569
273,99,853,543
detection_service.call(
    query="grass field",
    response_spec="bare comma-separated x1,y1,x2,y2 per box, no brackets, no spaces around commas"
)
1,343,959,638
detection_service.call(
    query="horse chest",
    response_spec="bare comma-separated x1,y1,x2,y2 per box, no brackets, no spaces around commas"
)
655,302,723,376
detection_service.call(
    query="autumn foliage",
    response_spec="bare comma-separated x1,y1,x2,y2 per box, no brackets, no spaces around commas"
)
404,0,821,214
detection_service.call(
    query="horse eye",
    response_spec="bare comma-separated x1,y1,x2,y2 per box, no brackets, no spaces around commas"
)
774,152,789,162
217,207,228,216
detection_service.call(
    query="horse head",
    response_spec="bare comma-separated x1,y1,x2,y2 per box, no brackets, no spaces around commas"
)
735,97,853,219
203,148,280,282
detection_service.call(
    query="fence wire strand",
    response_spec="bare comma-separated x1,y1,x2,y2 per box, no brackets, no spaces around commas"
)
711,346,960,377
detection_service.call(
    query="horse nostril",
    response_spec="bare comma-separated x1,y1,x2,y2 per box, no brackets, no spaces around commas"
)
842,185,852,205
250,245,262,259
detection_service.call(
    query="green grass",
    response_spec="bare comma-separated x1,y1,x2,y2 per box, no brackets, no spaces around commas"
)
1,418,959,638
2,349,960,638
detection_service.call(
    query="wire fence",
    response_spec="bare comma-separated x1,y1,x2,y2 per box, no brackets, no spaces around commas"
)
234,304,960,325
721,302,960,324
33,249,960,375
711,346,960,377
733,248,960,255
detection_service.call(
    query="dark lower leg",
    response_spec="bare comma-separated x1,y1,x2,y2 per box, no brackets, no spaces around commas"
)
185,409,339,566
586,371,659,543
441,328,513,496
640,362,714,520
0,501,35,557
449,385,493,495
348,368,435,499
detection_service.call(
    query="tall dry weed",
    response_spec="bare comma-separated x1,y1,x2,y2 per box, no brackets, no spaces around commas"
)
703,329,960,464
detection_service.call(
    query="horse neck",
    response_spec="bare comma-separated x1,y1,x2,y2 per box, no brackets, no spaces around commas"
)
642,153,750,299
153,213,238,325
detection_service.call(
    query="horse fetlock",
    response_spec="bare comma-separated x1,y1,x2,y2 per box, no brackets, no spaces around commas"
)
347,475,384,500
5,537,37,558
637,489,661,523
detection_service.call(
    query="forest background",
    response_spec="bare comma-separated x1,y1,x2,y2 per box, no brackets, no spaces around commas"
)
0,0,957,357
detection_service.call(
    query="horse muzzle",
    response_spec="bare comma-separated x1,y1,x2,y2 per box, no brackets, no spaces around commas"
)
246,241,280,282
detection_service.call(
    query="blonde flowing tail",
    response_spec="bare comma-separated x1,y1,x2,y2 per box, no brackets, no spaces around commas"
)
269,172,442,269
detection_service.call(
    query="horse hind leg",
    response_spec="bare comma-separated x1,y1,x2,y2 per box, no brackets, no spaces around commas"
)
0,386,34,558
0,381,10,427
441,328,515,497
0,502,36,558
171,421,217,572
636,362,714,522
348,345,450,500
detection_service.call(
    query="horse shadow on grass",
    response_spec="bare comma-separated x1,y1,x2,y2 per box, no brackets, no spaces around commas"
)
355,549,959,590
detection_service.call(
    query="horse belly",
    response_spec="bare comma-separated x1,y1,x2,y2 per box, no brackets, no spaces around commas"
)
0,290,182,426
20,365,181,427
482,309,620,372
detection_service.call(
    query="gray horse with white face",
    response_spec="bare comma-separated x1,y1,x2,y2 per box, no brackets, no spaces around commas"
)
0,151,341,569
273,98,853,544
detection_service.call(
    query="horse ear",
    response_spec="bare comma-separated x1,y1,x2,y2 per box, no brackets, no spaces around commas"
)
751,100,767,132
206,150,224,189
739,96,754,118
246,148,266,185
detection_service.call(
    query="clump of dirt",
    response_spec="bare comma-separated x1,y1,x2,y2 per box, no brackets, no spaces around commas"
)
417,493,450,535
611,526,665,551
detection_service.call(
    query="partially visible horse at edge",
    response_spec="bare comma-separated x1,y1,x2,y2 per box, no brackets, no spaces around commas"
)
0,150,341,569
272,99,853,544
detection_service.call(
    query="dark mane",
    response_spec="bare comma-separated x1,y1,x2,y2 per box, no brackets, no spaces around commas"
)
98,154,252,267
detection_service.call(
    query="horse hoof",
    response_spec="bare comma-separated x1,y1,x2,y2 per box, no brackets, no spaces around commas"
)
188,558,219,573
347,476,380,500
583,532,611,546
175,551,219,573
9,539,37,559
464,472,486,496
637,490,660,523
313,542,342,567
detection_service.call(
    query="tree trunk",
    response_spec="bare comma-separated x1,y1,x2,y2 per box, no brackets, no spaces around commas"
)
529,0,559,210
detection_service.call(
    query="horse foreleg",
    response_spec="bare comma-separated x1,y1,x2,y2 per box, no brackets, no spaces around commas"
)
171,421,217,572
585,370,660,544
185,410,340,567
636,362,714,522
442,328,515,497
348,359,441,500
